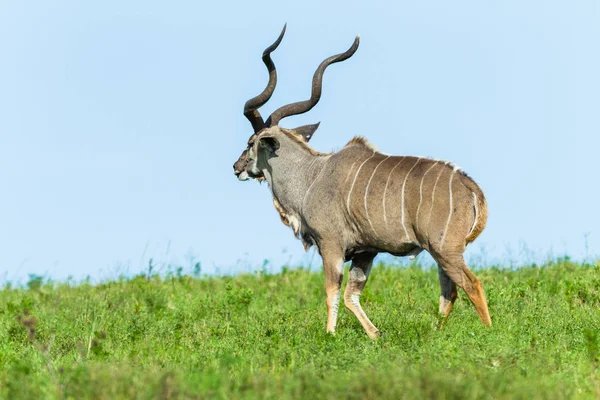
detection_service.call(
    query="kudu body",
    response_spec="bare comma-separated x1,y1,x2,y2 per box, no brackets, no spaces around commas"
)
234,26,491,338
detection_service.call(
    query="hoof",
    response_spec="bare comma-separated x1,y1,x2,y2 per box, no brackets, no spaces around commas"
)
368,330,382,340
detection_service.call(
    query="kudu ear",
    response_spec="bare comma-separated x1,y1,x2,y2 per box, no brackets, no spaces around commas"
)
259,135,280,152
289,122,320,142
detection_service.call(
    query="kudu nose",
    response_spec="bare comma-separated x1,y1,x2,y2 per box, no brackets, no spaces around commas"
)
233,157,246,176
233,162,243,177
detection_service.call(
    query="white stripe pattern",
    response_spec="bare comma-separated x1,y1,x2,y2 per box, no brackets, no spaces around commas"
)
416,161,439,232
468,192,478,237
401,158,421,241
344,161,357,183
347,153,376,217
364,155,390,233
426,166,446,237
439,167,458,250
382,157,406,225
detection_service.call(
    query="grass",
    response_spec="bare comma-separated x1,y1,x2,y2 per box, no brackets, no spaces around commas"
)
1,258,599,399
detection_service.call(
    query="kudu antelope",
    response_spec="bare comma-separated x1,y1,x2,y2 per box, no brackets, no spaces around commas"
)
233,26,491,338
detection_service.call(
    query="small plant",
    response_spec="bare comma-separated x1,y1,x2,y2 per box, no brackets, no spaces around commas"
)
26,274,44,291
193,262,202,277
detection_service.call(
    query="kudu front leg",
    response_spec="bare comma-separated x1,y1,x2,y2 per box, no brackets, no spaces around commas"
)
344,253,380,339
321,248,345,335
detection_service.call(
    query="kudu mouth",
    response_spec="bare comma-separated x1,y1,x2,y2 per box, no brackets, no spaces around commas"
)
233,162,250,181
233,149,258,181
233,159,262,181
235,170,250,181
234,166,261,181
235,170,264,181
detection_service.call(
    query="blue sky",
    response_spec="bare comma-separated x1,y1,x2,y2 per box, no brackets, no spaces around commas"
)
1,1,598,282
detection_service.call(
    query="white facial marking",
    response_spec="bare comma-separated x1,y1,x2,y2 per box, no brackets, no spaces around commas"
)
245,146,261,176
364,156,390,233
401,158,421,241
416,162,439,231
347,153,376,217
383,157,406,225
440,168,457,251
237,171,249,181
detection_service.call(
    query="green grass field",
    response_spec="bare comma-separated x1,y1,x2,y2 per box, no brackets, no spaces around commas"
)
1,259,599,399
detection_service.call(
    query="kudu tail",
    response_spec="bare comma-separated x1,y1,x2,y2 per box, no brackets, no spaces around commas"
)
459,173,488,245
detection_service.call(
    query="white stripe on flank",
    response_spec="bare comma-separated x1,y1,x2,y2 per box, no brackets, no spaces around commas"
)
440,167,458,250
467,192,478,237
382,157,407,225
364,155,390,233
347,153,376,217
344,161,357,183
426,166,446,238
400,158,421,241
416,161,439,232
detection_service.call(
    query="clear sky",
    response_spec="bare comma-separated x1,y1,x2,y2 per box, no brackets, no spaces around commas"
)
1,1,599,282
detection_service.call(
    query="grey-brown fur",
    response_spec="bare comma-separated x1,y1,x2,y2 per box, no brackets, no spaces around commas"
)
239,128,491,338
234,27,491,338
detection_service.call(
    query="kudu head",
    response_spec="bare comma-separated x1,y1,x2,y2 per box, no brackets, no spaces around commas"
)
233,25,359,181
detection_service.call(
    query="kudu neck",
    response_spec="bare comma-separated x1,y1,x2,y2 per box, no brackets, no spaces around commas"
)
263,139,327,214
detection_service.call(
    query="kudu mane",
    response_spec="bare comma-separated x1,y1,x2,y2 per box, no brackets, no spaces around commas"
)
344,136,378,152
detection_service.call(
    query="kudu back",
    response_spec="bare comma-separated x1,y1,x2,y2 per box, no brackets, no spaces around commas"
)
233,26,491,339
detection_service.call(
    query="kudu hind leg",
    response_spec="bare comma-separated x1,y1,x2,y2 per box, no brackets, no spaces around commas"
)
434,252,491,326
344,253,380,339
437,266,458,319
